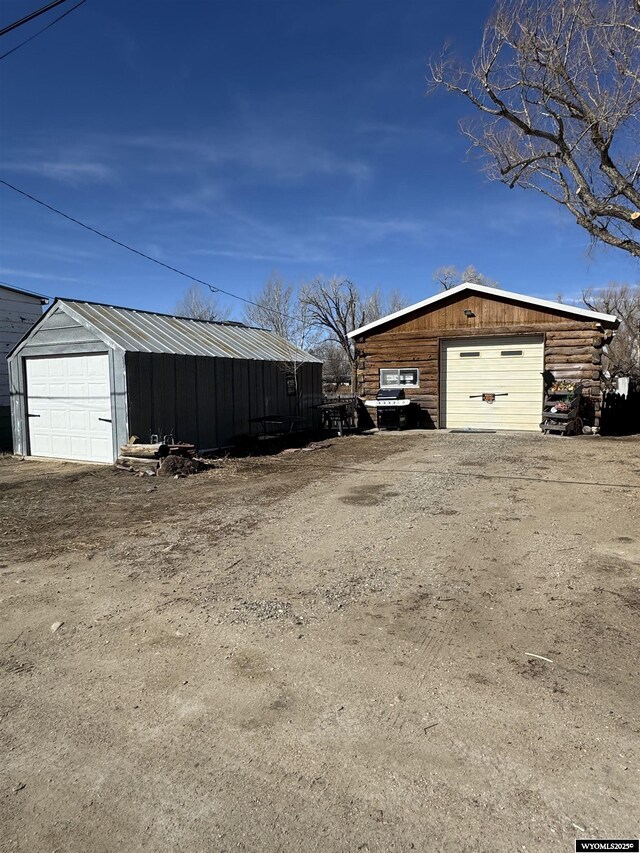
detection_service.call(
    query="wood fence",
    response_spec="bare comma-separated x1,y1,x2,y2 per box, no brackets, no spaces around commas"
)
600,389,640,435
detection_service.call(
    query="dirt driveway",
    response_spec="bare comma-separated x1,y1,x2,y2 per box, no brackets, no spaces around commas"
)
1,431,639,852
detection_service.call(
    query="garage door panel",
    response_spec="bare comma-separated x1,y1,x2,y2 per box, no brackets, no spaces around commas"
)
446,391,543,402
50,410,69,430
447,364,542,374
459,364,542,371
69,410,92,431
89,437,111,459
446,382,543,391
26,355,113,463
442,336,543,431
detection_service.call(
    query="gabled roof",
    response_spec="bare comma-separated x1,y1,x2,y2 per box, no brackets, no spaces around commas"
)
347,282,620,338
9,299,321,363
0,281,48,304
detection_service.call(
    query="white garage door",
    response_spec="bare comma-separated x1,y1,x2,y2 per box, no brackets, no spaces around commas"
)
441,336,544,431
26,354,114,462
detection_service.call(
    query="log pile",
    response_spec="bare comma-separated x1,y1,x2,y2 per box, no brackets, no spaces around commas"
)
116,440,197,476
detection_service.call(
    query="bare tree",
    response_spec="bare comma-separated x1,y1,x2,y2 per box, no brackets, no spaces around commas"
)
313,340,351,390
300,278,407,389
582,282,640,379
243,276,318,351
362,287,409,318
432,264,499,290
430,0,640,258
174,284,230,321
243,276,320,405
299,278,362,388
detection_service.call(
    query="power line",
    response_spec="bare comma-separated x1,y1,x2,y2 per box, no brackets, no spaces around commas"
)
0,0,88,61
0,0,70,37
0,178,303,321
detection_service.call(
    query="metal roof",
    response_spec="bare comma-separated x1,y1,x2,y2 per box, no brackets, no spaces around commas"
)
45,299,321,362
348,282,620,338
0,281,49,303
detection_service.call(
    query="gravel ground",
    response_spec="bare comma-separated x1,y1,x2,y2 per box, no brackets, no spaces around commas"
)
0,430,639,852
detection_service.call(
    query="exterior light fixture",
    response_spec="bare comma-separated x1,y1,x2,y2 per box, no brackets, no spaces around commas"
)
464,309,475,318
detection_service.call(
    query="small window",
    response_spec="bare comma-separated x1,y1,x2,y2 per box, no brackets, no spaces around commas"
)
501,350,523,357
460,351,480,358
285,372,297,395
380,368,419,388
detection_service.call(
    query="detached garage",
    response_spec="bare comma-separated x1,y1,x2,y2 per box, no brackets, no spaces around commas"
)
8,299,322,462
349,283,619,432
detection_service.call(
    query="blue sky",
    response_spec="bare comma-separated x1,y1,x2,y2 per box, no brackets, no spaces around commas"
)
1,0,638,318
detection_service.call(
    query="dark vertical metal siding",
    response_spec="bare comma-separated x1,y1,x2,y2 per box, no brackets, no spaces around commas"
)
138,353,155,439
215,359,234,443
248,361,260,422
174,355,190,440
161,354,176,438
125,353,323,450
195,357,216,449
152,355,168,438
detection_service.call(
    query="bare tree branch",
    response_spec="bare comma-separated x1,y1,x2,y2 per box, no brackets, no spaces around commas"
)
243,275,318,352
582,282,640,379
429,0,640,258
299,278,408,389
174,284,231,321
432,264,499,290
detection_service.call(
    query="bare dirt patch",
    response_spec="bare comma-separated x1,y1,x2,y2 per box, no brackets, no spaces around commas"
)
1,431,639,852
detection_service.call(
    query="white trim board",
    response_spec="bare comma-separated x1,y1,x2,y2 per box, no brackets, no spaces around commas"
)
347,282,620,338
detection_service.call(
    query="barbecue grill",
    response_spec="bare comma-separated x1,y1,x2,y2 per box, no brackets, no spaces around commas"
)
364,387,411,430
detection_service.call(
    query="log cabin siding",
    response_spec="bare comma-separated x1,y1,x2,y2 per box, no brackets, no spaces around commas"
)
354,290,614,430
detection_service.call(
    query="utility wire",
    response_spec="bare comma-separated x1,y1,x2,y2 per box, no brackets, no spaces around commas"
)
0,177,307,323
0,0,88,61
0,0,71,37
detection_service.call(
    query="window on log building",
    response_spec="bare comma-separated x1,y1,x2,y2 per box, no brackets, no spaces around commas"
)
380,368,420,388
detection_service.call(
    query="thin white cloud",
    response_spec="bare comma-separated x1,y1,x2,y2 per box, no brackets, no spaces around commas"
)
196,247,327,263
2,160,114,184
2,239,102,264
102,126,371,186
0,267,83,283
323,214,427,240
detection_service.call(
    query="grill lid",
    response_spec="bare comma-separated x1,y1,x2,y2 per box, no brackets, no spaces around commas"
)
376,387,405,400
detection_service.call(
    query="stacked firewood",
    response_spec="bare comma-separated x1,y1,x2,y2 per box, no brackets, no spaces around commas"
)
116,440,197,475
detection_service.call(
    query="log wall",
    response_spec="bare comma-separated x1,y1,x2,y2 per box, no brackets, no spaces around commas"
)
354,291,615,431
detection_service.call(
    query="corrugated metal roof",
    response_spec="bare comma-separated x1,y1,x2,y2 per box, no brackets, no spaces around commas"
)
57,300,322,362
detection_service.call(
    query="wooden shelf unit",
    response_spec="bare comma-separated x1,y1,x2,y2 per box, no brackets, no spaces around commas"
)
541,386,584,436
